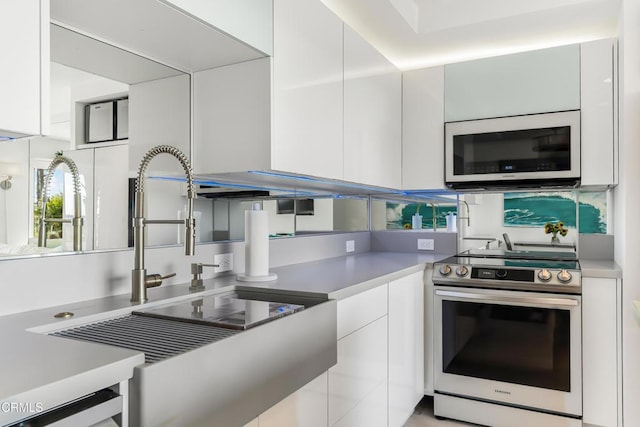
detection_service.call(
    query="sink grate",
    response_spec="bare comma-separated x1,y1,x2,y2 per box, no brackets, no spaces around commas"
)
50,314,239,363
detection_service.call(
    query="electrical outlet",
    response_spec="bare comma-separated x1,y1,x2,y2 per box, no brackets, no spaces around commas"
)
417,239,435,251
214,253,233,273
346,240,355,253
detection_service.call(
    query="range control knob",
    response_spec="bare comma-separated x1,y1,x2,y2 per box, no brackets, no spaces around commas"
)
537,269,552,282
557,270,573,283
456,265,469,277
439,265,452,276
496,269,508,279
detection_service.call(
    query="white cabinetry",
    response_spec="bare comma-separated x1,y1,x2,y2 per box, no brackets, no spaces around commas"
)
259,373,328,427
330,284,388,427
423,266,435,395
580,38,617,187
444,44,580,122
582,277,622,427
388,271,424,427
401,67,445,190
193,57,271,174
343,24,401,188
247,271,427,427
0,0,48,138
272,0,344,180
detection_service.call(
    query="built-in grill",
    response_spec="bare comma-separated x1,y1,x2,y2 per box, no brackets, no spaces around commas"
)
51,314,239,363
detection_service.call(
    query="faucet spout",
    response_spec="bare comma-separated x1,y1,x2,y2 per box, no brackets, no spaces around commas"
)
37,154,83,251
132,145,195,304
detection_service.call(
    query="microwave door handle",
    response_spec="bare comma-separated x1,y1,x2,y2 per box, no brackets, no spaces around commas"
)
435,289,579,308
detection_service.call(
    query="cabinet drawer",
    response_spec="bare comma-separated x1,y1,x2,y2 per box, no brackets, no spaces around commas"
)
337,284,388,339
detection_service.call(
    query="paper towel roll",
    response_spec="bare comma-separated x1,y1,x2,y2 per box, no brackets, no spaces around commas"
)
237,204,278,282
245,208,269,277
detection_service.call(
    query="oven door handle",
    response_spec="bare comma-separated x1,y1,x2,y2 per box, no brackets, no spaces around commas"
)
435,289,579,307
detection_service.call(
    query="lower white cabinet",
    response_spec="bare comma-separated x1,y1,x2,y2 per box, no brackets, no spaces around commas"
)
388,271,424,427
329,315,388,427
247,272,427,427
259,373,328,427
582,277,622,427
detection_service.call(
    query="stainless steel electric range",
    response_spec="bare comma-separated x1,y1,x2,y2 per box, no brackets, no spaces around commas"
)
432,249,582,427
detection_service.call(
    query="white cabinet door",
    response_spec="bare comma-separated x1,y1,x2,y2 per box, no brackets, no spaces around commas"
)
582,277,621,427
444,44,580,121
329,315,388,427
343,24,401,188
193,57,271,174
580,38,616,187
272,0,344,180
423,267,435,395
388,271,424,427
402,66,445,190
0,0,48,138
259,372,328,427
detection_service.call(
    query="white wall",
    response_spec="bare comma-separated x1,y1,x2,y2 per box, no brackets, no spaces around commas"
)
616,0,640,425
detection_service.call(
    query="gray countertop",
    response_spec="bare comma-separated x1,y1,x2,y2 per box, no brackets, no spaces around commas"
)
0,251,444,425
0,250,622,424
580,259,622,279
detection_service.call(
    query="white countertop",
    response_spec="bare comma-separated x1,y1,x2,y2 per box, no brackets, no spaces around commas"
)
0,251,444,425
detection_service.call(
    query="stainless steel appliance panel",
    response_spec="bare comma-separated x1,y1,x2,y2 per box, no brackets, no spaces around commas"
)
445,110,581,188
434,286,582,417
86,101,113,143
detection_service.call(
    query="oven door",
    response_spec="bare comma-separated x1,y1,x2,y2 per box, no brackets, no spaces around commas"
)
434,286,581,417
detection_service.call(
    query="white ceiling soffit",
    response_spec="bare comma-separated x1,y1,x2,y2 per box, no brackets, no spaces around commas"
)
50,0,265,73
321,0,620,70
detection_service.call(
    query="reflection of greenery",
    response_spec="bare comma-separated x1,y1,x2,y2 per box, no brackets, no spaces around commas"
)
34,194,64,239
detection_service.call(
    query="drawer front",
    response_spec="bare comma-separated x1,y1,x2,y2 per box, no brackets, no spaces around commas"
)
337,284,388,339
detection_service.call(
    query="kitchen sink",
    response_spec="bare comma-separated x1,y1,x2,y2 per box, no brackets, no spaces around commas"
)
47,289,337,427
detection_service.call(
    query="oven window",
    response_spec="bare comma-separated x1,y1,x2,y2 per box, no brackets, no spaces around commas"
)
442,301,571,392
453,126,571,175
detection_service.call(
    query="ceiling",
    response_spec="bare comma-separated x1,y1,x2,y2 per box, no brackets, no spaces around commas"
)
320,0,621,70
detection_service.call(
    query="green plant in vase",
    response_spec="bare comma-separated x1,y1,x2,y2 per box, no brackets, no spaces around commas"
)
544,221,568,244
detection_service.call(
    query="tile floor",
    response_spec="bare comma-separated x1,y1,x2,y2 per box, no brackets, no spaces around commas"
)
403,396,478,427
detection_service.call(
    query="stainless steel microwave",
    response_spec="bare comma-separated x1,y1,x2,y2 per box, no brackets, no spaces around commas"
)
445,110,581,189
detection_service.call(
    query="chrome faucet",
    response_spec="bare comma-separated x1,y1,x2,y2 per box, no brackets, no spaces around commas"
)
37,154,83,251
131,145,196,304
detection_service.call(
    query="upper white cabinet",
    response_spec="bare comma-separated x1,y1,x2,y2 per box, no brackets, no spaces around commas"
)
193,0,403,186
343,24,402,188
0,0,49,138
580,38,617,187
444,44,580,122
193,57,271,174
402,66,445,190
271,0,344,181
